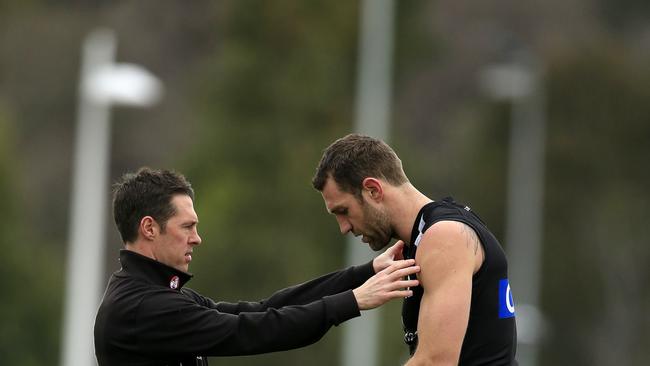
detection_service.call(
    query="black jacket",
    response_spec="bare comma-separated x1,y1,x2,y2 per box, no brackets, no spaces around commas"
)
94,250,374,366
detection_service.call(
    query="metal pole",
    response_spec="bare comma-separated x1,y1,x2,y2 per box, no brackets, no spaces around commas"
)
342,0,395,365
503,53,546,366
61,29,116,366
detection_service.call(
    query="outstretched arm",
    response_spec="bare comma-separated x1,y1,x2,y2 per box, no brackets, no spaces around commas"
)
213,240,411,314
211,261,374,314
136,260,419,357
405,221,482,366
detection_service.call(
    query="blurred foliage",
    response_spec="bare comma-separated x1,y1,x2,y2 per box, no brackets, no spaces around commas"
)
184,1,363,364
0,0,648,365
0,104,63,365
540,44,650,366
599,0,650,28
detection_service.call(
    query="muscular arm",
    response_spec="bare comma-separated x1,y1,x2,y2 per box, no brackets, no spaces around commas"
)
405,221,484,366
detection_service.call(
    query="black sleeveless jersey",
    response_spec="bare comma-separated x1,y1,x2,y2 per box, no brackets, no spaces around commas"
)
402,197,518,365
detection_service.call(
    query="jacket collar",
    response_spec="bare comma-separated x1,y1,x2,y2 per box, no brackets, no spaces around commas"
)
119,249,193,290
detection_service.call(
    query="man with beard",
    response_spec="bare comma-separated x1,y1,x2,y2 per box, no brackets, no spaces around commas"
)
312,134,518,365
94,167,420,365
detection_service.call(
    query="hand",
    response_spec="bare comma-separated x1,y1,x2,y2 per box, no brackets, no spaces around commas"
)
353,259,420,310
373,240,406,273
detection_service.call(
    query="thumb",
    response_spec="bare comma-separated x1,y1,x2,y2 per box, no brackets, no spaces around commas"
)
391,240,405,260
390,240,405,254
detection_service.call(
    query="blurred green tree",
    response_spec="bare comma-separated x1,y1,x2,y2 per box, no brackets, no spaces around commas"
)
540,44,650,366
183,1,362,365
0,105,63,366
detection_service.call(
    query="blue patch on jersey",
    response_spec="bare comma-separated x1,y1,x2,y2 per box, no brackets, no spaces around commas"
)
498,279,515,319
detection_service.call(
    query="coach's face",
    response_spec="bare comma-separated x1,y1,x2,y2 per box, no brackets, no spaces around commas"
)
321,178,392,251
152,194,202,272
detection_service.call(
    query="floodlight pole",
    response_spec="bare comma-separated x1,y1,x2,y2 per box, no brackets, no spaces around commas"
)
342,1,395,366
503,55,546,366
61,29,162,366
480,50,547,366
61,29,116,366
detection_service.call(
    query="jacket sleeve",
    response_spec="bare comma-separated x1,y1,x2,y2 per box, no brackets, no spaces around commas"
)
208,260,375,314
134,288,360,357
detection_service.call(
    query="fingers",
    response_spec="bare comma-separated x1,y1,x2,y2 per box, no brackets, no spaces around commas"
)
386,289,414,299
386,279,419,291
389,240,404,253
394,251,405,261
373,241,407,274
381,258,416,273
381,259,419,278
354,264,420,310
380,259,420,291
392,240,406,260
383,279,419,300
385,240,404,258
390,265,420,279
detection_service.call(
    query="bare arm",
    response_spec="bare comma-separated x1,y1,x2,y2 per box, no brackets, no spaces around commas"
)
405,221,483,366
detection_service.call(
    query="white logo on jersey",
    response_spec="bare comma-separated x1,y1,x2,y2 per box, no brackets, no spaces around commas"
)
169,275,179,289
498,279,515,318
506,283,515,314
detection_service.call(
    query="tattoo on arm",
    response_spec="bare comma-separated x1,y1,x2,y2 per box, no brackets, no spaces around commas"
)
460,223,480,255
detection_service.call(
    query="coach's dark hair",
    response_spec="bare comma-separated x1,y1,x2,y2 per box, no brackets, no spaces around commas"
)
312,134,409,199
112,167,194,244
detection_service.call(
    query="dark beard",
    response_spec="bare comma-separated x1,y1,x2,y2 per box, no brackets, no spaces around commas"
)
362,201,393,251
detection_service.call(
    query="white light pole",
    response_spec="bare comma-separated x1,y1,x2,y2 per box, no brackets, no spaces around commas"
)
480,50,547,366
342,1,395,366
61,28,163,366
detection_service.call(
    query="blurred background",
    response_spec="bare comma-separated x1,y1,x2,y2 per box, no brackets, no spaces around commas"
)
1,1,649,365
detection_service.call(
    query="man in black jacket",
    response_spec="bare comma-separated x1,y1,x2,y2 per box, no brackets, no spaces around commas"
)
94,167,419,366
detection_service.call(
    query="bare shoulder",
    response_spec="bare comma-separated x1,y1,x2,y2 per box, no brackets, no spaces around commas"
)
418,220,477,250
415,220,484,275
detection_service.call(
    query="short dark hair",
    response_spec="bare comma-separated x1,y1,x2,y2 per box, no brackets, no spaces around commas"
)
112,167,194,243
312,134,408,198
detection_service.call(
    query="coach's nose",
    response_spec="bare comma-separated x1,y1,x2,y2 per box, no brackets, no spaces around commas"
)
190,228,202,246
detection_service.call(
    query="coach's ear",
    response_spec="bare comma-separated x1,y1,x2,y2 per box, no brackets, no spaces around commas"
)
140,216,157,241
362,177,384,203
